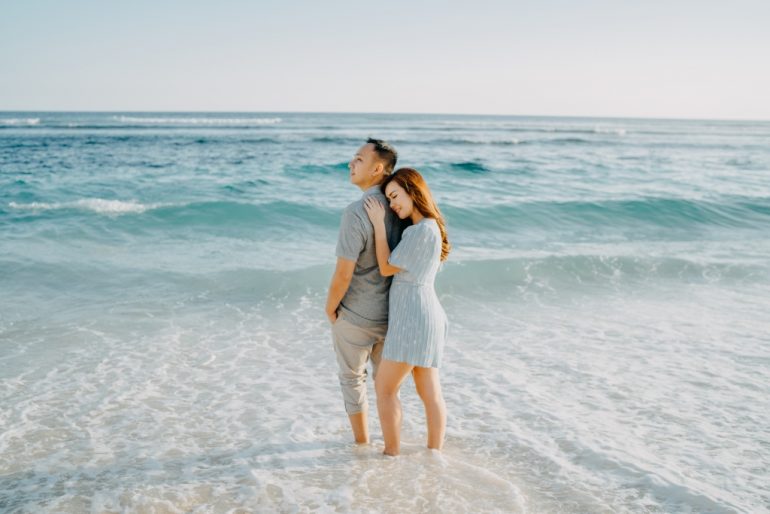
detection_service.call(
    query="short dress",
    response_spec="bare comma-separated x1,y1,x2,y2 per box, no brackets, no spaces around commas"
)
383,218,448,368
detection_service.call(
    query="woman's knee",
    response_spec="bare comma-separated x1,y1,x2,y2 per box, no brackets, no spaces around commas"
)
376,378,400,398
419,389,444,408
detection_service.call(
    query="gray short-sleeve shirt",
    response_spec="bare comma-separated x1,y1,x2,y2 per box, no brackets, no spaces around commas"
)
335,185,403,328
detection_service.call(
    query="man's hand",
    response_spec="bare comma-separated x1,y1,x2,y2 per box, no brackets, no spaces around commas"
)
326,258,355,326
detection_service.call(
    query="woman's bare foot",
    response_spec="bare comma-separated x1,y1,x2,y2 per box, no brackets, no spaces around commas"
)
383,449,399,457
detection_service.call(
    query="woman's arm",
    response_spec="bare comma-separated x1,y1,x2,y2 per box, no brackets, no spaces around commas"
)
364,197,402,277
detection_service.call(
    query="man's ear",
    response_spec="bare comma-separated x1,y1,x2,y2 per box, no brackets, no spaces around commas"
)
373,162,384,177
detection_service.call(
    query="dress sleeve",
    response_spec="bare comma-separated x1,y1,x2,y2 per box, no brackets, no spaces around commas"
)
388,224,433,273
335,206,367,261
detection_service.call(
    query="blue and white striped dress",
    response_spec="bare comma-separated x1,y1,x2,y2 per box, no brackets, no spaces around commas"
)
383,218,448,368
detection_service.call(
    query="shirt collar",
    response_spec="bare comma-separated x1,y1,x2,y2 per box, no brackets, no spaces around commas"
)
362,185,382,197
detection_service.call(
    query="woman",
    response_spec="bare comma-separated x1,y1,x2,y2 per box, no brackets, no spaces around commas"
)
364,167,450,456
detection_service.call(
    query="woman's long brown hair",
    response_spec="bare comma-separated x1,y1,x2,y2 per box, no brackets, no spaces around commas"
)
381,167,451,261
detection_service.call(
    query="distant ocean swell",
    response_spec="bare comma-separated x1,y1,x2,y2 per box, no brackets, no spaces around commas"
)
5,254,765,309
3,132,764,155
5,199,340,228
0,118,41,126
444,197,770,231
438,254,768,292
7,196,770,232
0,116,282,130
0,118,628,135
112,116,283,125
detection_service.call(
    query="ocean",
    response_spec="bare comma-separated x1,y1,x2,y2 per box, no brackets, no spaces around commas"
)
1,112,768,513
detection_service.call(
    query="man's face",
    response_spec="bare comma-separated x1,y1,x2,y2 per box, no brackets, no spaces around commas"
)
348,143,380,187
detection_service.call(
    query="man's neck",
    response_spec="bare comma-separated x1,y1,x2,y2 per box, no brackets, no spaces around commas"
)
358,178,383,192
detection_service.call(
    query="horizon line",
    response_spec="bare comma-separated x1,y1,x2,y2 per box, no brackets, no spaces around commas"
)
1,109,769,123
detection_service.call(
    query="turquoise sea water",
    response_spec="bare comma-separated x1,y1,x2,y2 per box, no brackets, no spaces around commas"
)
1,112,769,512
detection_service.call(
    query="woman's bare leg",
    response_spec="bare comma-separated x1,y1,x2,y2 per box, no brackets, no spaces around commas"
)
375,359,413,456
412,366,446,450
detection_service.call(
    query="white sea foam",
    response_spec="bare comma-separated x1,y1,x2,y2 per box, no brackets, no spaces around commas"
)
594,126,627,135
2,286,767,512
8,199,164,215
0,117,40,125
439,120,519,128
114,115,282,125
449,137,520,145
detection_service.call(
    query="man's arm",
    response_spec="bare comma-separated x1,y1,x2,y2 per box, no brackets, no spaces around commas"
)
325,257,356,323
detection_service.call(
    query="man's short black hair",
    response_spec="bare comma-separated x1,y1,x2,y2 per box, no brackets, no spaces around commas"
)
367,138,398,175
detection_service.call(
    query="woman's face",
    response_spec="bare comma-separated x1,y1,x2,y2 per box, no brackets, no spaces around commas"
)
385,181,414,219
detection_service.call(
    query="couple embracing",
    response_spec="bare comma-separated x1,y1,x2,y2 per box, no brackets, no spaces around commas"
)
325,138,450,456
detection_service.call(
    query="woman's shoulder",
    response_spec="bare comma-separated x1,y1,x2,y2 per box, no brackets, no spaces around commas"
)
418,218,441,238
401,218,440,237
398,219,438,248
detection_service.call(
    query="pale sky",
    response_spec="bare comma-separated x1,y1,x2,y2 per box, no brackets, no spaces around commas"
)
2,0,769,119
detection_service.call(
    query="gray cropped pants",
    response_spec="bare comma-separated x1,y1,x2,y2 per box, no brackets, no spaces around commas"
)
331,315,386,415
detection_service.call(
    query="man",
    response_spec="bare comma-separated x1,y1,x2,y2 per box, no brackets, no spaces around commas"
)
325,138,402,444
